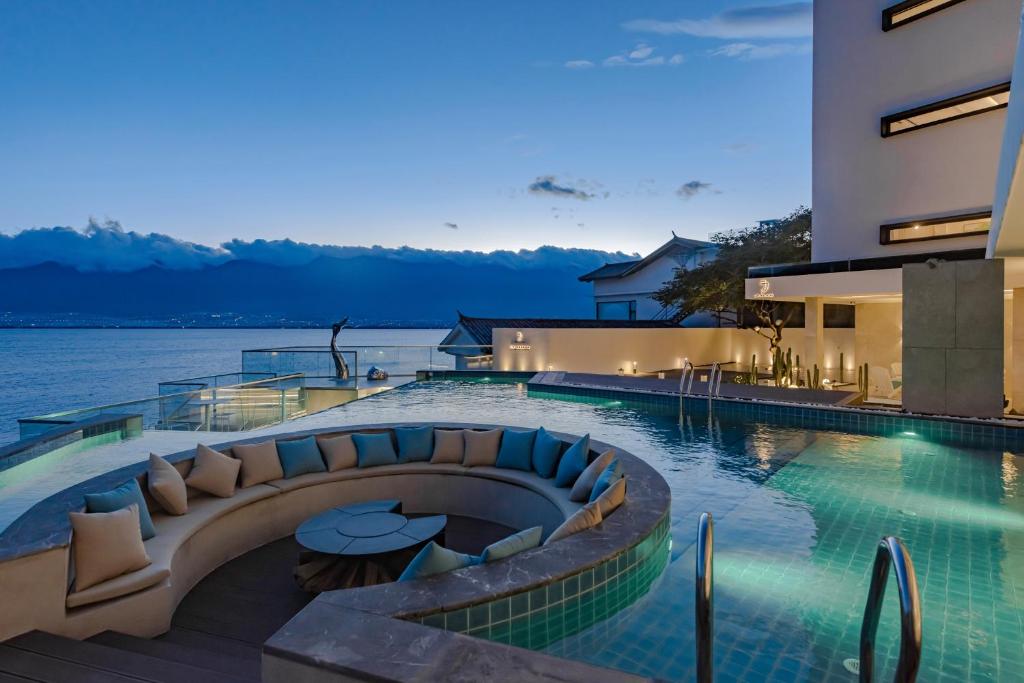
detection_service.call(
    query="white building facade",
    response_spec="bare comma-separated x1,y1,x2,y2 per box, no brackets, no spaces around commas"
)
747,0,1023,417
579,235,717,322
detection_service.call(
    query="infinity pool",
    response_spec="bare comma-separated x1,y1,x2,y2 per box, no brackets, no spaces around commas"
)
5,378,1023,681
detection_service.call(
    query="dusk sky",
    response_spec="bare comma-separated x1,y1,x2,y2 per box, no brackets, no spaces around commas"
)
1,1,812,256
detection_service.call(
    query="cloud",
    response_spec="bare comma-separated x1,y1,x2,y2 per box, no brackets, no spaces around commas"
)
564,60,595,69
624,2,812,39
710,41,811,60
443,222,458,230
676,180,719,200
527,176,594,201
601,43,682,68
629,43,654,59
0,219,641,273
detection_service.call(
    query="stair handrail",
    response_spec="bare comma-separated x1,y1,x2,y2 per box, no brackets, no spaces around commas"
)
859,536,922,683
707,363,721,409
696,512,714,683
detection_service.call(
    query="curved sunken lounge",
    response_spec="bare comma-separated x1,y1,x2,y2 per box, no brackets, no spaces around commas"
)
0,422,670,678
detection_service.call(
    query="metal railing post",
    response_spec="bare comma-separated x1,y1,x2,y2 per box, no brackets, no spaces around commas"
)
859,536,922,683
696,512,714,683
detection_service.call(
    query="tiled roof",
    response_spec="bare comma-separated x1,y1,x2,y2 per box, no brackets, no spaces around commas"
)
579,235,715,282
451,314,677,346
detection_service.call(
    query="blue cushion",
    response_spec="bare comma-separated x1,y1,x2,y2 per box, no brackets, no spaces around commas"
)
352,432,399,468
554,434,590,488
276,437,326,478
397,541,479,581
589,459,623,502
480,526,543,563
495,429,536,471
395,426,434,463
84,480,156,540
532,427,563,478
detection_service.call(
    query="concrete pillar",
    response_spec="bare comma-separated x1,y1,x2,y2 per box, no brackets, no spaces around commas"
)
903,259,1004,418
804,297,825,374
1012,289,1024,412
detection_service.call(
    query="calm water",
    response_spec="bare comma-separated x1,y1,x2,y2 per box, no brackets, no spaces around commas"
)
1,350,1021,680
0,328,445,444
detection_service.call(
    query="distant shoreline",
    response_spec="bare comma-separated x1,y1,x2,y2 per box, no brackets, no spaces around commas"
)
0,325,452,331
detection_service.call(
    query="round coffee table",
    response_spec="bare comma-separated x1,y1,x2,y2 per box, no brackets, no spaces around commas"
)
293,500,446,592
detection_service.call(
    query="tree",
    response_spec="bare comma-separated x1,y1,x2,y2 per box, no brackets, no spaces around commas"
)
655,207,811,355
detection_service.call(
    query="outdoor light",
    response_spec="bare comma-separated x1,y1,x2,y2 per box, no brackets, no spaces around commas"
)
774,319,783,327
632,361,638,375
753,326,761,332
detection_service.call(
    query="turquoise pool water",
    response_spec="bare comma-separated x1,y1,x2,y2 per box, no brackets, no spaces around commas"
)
318,379,1023,682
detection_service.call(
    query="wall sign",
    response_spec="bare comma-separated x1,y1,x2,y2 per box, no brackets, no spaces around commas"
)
753,278,776,299
509,330,532,351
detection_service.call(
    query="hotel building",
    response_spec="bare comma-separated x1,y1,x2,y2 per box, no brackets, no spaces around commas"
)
748,0,1024,418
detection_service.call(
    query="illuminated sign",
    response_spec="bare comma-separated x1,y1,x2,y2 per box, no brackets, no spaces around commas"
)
753,278,775,299
509,330,532,351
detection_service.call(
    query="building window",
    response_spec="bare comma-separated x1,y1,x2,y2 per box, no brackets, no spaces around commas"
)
880,211,991,245
597,301,636,320
881,83,1010,137
882,0,971,31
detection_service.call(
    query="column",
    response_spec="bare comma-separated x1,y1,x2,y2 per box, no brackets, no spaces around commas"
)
1013,288,1024,411
804,297,825,376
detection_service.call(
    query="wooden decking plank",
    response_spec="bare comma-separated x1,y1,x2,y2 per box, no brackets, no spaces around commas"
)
88,632,260,681
0,644,143,683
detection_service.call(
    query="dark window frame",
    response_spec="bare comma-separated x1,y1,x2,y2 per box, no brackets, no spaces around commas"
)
879,210,991,245
596,300,637,321
880,82,1011,138
882,0,971,31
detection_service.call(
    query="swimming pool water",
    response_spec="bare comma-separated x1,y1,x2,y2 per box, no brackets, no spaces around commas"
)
5,378,1022,681
311,380,1023,682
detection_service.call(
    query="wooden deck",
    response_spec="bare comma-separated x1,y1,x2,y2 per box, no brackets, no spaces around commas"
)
0,515,515,681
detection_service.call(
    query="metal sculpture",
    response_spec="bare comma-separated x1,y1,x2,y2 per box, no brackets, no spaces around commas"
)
330,318,350,380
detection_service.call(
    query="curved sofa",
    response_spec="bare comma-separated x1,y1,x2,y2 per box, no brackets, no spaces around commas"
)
0,423,670,645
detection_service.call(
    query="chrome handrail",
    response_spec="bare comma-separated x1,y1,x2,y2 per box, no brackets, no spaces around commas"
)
859,537,922,683
696,512,714,683
707,363,721,409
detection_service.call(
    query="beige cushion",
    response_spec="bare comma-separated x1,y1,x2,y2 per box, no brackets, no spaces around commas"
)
431,429,464,464
66,565,170,609
69,505,152,592
186,444,241,498
544,501,602,545
147,453,188,515
231,440,284,488
593,477,626,517
569,449,615,502
463,428,503,467
317,434,357,471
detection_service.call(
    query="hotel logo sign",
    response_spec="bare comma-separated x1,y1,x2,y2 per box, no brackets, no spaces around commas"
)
509,330,531,351
753,278,775,299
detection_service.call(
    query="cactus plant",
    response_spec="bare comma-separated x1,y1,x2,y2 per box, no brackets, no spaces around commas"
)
749,354,757,385
839,352,845,383
812,364,820,390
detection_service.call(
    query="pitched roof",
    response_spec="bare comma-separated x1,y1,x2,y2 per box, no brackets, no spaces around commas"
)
446,314,677,347
579,234,715,282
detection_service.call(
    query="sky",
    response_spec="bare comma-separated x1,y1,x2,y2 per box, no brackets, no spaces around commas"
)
0,1,812,257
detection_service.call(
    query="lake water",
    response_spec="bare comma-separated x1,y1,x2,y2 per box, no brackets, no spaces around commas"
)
0,328,445,444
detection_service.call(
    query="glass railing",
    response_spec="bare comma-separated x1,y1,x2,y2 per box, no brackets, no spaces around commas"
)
241,345,493,378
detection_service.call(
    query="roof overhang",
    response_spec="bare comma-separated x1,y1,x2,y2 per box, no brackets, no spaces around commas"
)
989,6,1024,257
744,268,903,303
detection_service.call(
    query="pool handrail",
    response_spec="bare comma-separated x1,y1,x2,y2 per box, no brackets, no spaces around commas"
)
696,511,714,683
859,536,922,683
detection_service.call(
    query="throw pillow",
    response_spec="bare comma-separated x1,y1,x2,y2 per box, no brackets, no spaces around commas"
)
147,453,187,515
544,502,603,545
395,426,434,463
318,434,357,471
352,432,399,467
84,479,156,540
431,429,465,464
276,436,327,478
554,434,590,488
531,427,563,478
480,526,543,563
231,440,285,487
569,449,615,502
589,459,623,502
69,505,152,592
593,477,627,517
463,428,504,467
397,541,479,581
495,429,536,471
185,444,241,498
